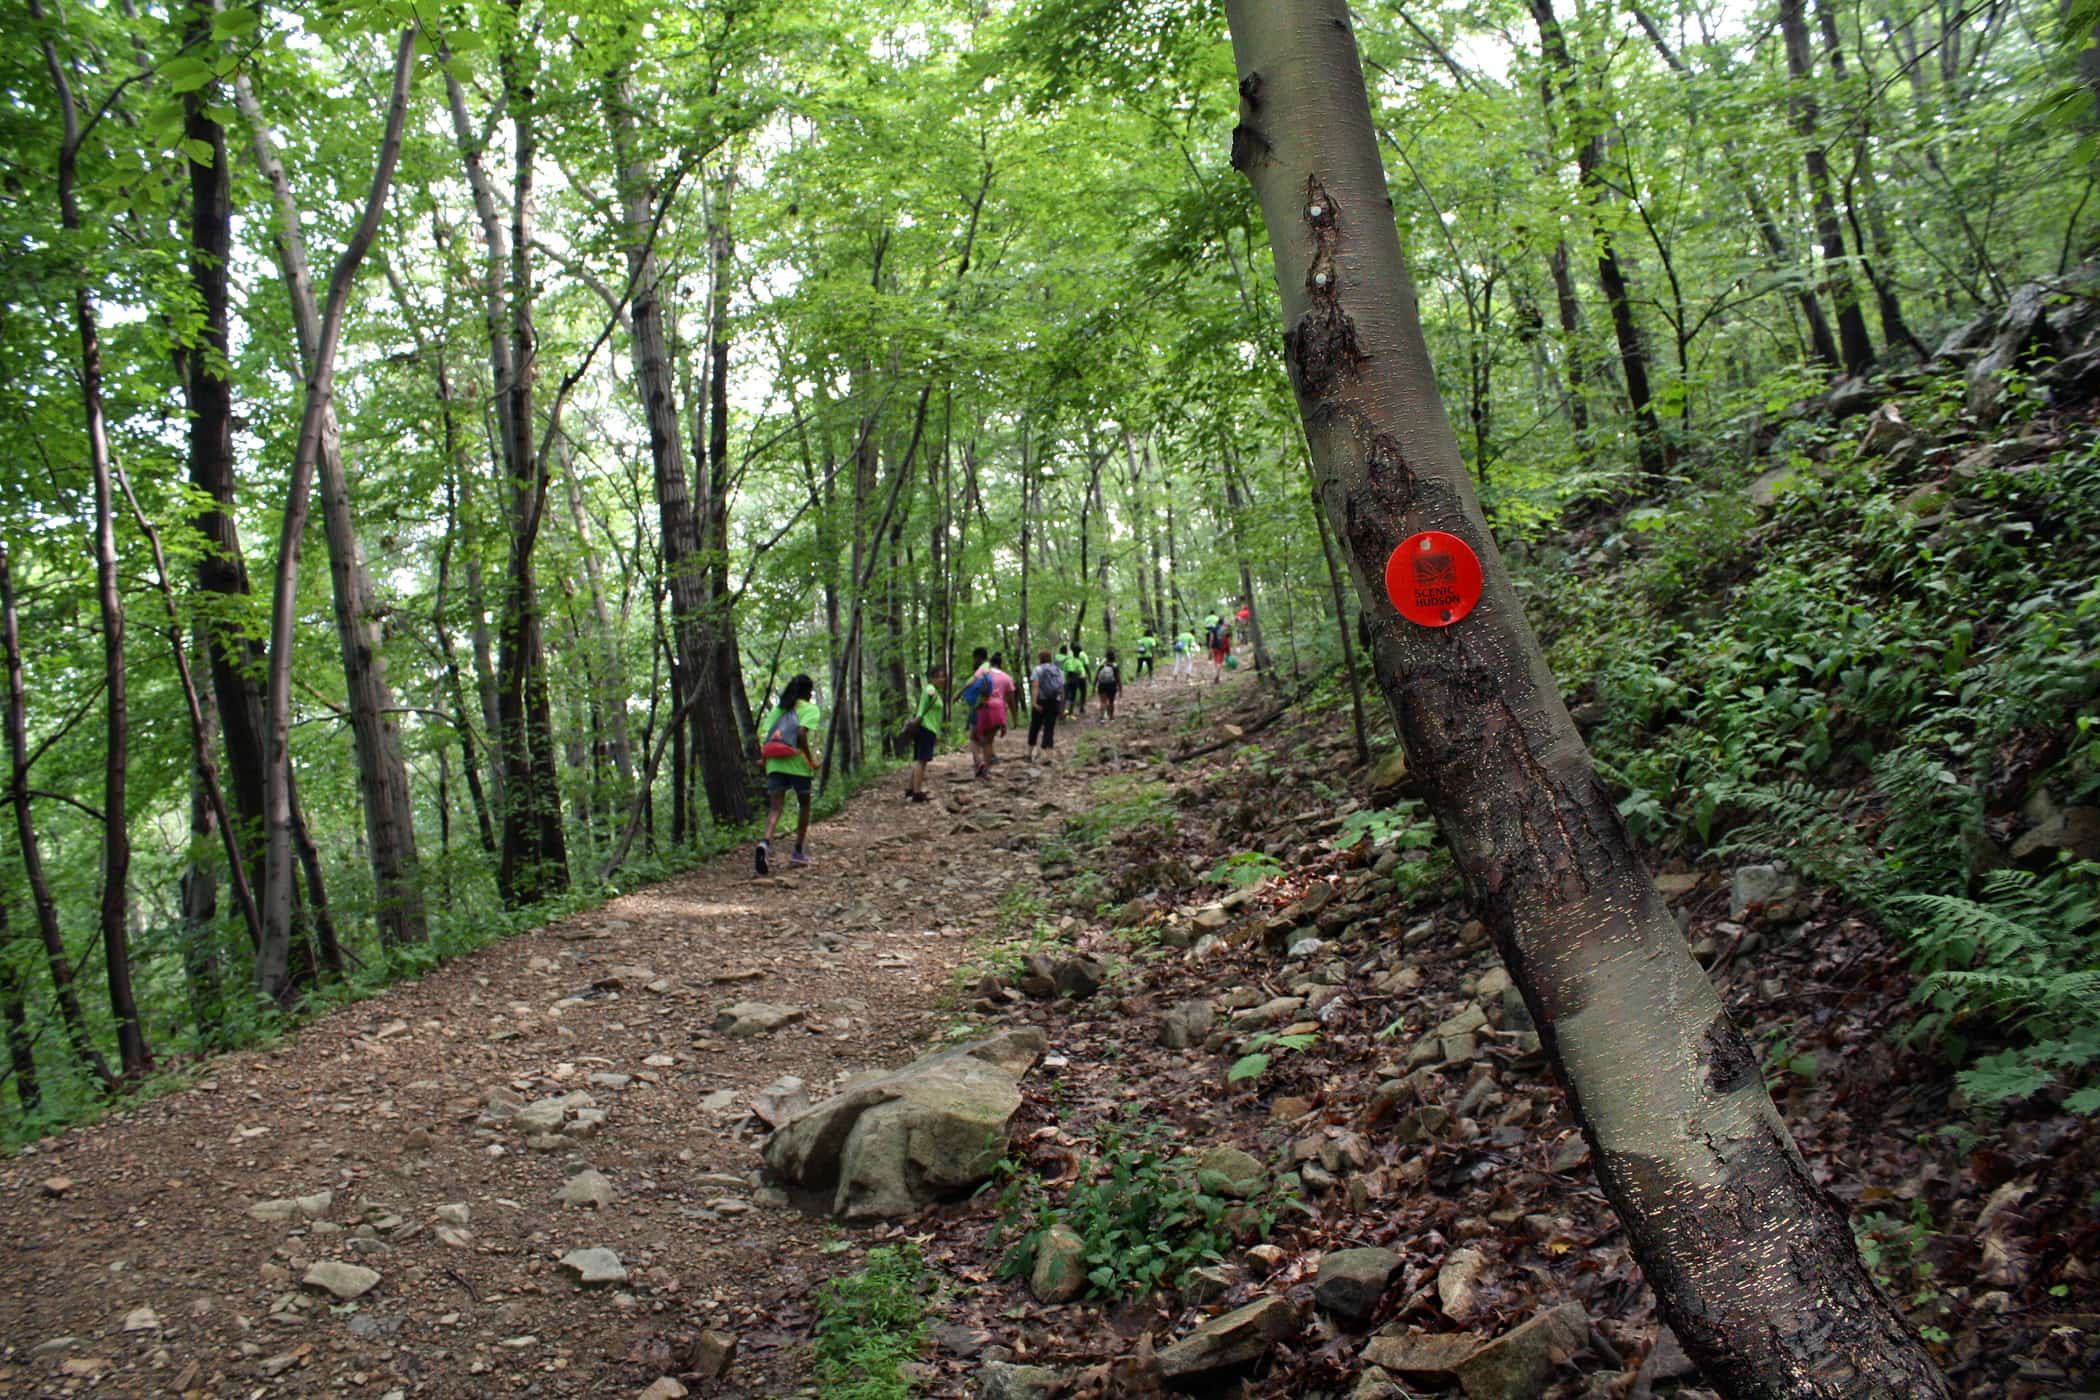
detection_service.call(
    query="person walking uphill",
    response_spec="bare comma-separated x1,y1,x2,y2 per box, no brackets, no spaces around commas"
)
757,674,820,874
1174,625,1196,681
1095,649,1123,720
904,665,946,805
1027,649,1064,762
1061,639,1089,718
1135,629,1156,682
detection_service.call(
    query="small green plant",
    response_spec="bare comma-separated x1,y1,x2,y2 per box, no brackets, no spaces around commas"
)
990,1125,1267,1300
1227,1029,1319,1085
1333,800,1432,852
1208,850,1284,888
1064,775,1177,845
812,1243,932,1400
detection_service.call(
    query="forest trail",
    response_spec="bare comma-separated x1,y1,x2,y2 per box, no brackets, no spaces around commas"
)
0,670,1237,1399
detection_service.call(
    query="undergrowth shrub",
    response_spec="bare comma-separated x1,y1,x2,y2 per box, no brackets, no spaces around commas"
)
813,1243,932,1400
1526,363,2100,1115
989,1125,1273,1299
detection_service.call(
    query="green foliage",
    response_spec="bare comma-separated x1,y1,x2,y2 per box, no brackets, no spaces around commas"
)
812,1244,932,1400
990,1125,1266,1300
1207,850,1283,889
1063,776,1177,846
1226,1029,1318,1085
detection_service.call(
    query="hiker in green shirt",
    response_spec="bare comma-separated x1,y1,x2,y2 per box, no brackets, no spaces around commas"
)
757,674,820,874
1061,639,1089,718
1174,628,1197,681
904,665,946,805
1135,630,1157,682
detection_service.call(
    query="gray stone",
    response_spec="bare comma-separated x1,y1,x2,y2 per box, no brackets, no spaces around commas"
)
435,1202,471,1227
762,1028,1046,1219
751,1075,810,1128
1155,1295,1298,1385
558,1248,627,1288
558,1169,614,1210
1191,905,1231,930
692,1330,737,1380
1969,283,2057,422
1194,1144,1266,1199
1631,1325,1701,1399
1029,1224,1087,1304
1351,1365,1409,1400
1363,1330,1485,1385
1314,1247,1402,1327
1180,1265,1233,1304
1287,936,1323,960
978,1361,1064,1400
1456,1302,1589,1400
638,1379,688,1400
1728,863,1798,918
1437,1245,1489,1322
1158,999,1215,1050
1366,750,1410,798
513,1098,567,1134
301,1261,381,1301
1052,955,1107,1000
714,1001,805,1038
1229,996,1305,1031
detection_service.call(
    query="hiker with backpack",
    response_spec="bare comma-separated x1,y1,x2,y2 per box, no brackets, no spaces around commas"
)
1027,649,1064,762
959,647,993,775
1060,639,1089,719
903,664,946,804
1095,649,1123,721
970,654,1012,776
756,674,820,874
1209,619,1233,684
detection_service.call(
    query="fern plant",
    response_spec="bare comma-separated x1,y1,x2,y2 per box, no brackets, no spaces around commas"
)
1894,866,2100,1112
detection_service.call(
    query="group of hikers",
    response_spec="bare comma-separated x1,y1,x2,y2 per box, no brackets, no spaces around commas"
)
752,606,1251,874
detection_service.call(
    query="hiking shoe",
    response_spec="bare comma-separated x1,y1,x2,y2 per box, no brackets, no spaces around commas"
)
755,840,769,876
907,790,929,804
789,850,812,867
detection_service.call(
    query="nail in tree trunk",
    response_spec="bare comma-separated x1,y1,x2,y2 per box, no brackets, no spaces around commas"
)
1779,0,1876,376
1221,5,1950,1394
238,72,428,951
2,545,112,1091
38,13,151,1077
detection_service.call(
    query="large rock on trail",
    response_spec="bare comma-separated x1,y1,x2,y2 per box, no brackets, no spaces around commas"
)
1155,1295,1299,1387
763,1028,1046,1219
1456,1301,1590,1400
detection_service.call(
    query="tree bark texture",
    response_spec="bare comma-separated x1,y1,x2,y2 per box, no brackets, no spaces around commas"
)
254,29,418,998
39,17,151,1077
446,45,568,906
1221,5,1950,1395
1779,0,1877,376
238,72,428,951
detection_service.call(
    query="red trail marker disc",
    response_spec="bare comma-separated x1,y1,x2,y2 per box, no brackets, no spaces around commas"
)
1385,531,1483,628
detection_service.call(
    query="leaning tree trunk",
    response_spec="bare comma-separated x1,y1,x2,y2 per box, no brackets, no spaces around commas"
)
253,30,418,1000
1220,5,1950,1396
238,73,427,951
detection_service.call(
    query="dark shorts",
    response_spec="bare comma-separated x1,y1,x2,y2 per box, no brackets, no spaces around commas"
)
1097,682,1119,700
766,771,812,798
912,726,937,762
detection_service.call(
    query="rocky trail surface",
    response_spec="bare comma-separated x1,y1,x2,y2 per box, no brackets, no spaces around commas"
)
5,658,2097,1400
0,675,1214,1399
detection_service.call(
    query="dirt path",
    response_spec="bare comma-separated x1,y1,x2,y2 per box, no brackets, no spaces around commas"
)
0,671,1233,1399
